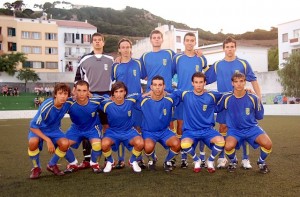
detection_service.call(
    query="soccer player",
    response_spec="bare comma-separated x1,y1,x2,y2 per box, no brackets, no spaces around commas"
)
206,36,262,169
101,82,144,173
172,32,208,168
176,72,224,173
111,38,145,169
64,80,104,174
218,72,272,174
137,75,180,172
140,30,176,93
27,83,72,179
74,32,114,169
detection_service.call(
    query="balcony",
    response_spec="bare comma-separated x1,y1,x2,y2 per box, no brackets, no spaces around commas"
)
64,53,83,60
64,40,91,46
290,37,300,46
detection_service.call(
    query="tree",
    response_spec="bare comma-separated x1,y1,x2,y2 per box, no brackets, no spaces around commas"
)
3,2,12,10
268,47,279,71
278,51,300,97
0,52,27,76
16,68,40,92
11,0,25,11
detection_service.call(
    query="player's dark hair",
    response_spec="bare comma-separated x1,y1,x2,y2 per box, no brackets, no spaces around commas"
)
53,83,71,98
92,32,105,42
231,72,246,81
150,30,163,39
223,36,236,48
118,38,132,49
75,80,89,89
192,72,206,82
184,32,196,41
111,81,128,97
151,75,165,85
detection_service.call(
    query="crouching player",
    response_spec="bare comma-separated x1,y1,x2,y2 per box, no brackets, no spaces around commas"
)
218,72,272,173
177,72,225,173
101,82,144,173
27,83,72,179
64,80,104,174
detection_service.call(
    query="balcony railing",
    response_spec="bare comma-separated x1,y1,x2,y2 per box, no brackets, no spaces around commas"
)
290,37,300,46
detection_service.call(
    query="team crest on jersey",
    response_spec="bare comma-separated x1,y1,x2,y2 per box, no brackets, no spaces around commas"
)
133,70,137,76
104,64,108,70
203,105,207,111
163,108,167,116
91,112,95,117
128,110,132,117
163,59,167,66
245,108,250,115
195,65,200,72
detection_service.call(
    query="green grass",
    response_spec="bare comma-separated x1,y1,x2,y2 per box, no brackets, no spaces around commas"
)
0,116,300,196
0,93,51,110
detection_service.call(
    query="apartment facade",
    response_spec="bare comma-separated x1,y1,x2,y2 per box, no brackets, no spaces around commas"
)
278,19,300,68
0,15,96,73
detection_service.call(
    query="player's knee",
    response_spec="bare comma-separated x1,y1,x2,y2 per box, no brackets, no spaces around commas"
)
262,140,272,150
219,124,228,134
28,138,39,150
135,137,144,150
171,138,181,152
58,138,69,151
92,142,101,151
181,142,192,149
101,139,111,151
144,142,155,154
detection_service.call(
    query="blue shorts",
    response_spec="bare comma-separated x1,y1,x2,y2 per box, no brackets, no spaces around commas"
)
132,108,142,127
227,126,266,149
174,102,184,120
103,128,141,152
142,128,176,149
66,125,102,149
216,110,226,124
182,128,221,149
28,129,66,151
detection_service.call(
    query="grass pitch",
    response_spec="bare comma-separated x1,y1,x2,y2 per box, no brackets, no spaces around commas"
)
0,116,300,196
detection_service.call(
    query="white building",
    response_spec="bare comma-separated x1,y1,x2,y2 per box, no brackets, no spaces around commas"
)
56,20,96,73
278,19,300,68
132,24,198,58
200,42,269,72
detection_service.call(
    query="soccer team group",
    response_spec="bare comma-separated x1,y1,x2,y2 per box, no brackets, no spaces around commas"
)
27,30,273,179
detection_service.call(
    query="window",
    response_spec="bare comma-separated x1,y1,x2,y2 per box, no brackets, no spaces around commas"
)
283,52,289,59
32,32,41,39
8,42,17,51
0,42,2,50
22,31,30,39
176,49,182,53
293,29,300,38
76,33,80,40
82,34,91,43
22,46,31,53
64,33,72,42
45,62,58,69
176,36,181,43
45,33,57,40
76,47,80,54
65,47,72,56
0,27,2,34
282,33,288,42
32,47,41,54
45,47,58,54
24,61,44,69
8,27,16,36
292,48,300,54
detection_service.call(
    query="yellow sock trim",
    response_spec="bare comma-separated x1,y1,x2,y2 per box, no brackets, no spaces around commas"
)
103,149,112,158
28,148,39,156
225,148,235,155
132,148,141,157
92,142,101,151
220,132,227,137
215,141,225,147
261,147,272,154
181,142,192,149
55,148,66,157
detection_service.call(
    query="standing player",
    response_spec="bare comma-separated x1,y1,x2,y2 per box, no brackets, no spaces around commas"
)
27,83,72,179
177,72,224,173
111,38,145,169
140,30,175,93
172,32,208,168
206,36,262,169
218,72,272,173
137,75,181,172
64,80,104,174
100,82,144,173
74,32,114,169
